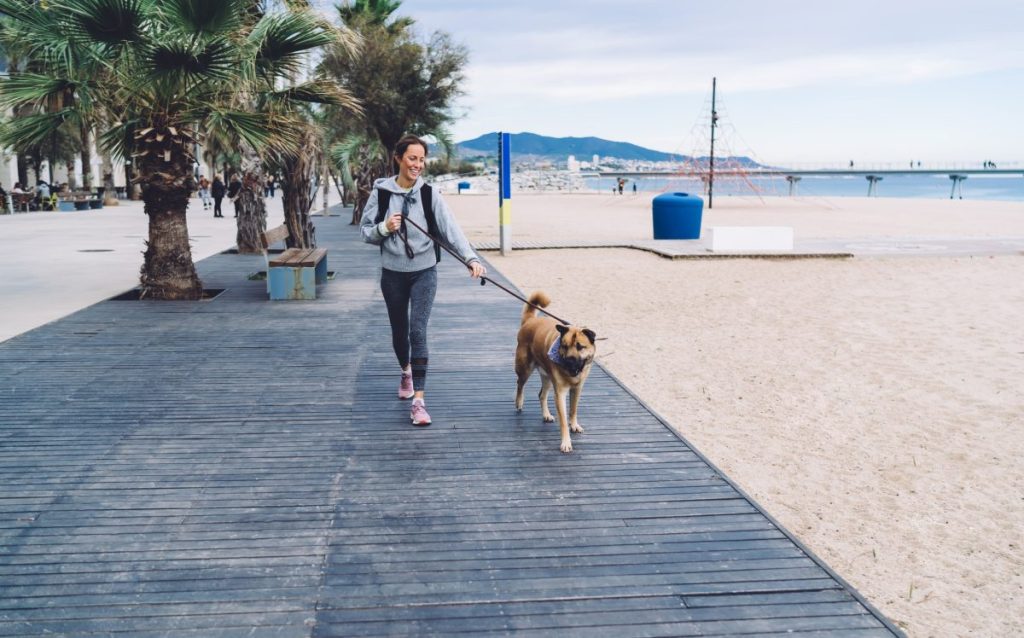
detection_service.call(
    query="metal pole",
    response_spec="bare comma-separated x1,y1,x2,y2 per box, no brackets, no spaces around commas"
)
499,132,512,255
709,77,717,209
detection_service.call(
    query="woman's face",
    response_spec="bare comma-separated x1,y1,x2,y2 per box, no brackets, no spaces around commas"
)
396,143,426,186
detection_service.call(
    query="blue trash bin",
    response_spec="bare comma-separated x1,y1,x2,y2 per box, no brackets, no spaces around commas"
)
652,192,703,239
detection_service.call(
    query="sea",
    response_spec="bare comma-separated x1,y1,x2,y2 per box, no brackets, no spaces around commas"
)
584,173,1024,202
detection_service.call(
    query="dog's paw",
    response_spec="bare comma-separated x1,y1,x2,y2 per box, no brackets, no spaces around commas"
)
542,414,555,423
570,423,584,433
560,440,573,454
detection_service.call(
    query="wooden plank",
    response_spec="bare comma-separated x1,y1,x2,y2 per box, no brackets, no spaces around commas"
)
260,223,289,250
267,247,303,267
0,210,902,637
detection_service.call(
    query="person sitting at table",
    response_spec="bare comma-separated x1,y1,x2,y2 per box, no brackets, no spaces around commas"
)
36,181,51,209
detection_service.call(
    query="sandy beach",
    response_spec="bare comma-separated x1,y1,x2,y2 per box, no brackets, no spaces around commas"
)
448,193,1024,637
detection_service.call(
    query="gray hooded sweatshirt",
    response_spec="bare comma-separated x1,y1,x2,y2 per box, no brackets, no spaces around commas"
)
360,176,480,273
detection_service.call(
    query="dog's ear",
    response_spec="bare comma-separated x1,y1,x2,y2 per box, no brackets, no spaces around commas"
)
555,324,570,337
582,328,596,344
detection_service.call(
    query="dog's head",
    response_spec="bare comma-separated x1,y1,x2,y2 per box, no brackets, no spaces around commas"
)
554,324,597,377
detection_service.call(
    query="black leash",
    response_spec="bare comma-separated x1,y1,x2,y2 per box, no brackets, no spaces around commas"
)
399,215,571,326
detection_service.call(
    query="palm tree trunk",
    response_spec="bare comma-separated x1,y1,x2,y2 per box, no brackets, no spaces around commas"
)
101,155,118,206
351,164,386,225
79,122,93,191
235,171,268,254
281,130,317,248
139,187,203,300
137,135,202,300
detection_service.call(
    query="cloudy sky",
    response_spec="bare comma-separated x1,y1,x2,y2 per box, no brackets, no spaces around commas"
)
352,1,1024,164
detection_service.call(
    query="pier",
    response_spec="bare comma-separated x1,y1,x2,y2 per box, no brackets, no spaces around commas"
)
597,168,1023,198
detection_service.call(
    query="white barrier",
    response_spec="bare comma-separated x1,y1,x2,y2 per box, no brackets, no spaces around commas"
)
711,226,794,252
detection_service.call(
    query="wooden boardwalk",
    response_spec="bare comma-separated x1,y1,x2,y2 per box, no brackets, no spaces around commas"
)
0,211,902,637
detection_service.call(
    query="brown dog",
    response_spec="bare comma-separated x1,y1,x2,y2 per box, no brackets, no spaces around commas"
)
515,291,597,453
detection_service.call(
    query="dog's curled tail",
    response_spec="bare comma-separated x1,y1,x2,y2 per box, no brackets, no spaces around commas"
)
521,291,551,324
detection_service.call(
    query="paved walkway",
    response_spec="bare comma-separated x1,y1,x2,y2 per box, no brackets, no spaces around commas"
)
472,235,1024,259
0,198,285,343
0,211,903,636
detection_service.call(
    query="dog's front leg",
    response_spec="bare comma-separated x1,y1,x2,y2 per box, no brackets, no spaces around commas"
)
568,385,584,434
555,388,573,453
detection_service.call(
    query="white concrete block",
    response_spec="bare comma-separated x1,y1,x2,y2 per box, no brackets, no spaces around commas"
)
711,226,794,251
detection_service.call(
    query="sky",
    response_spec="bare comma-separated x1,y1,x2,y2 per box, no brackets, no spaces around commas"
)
363,0,1024,165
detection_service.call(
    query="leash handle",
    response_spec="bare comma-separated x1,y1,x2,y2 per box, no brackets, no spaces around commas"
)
401,215,571,326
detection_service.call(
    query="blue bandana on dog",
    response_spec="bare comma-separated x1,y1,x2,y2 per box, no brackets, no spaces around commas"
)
548,339,585,377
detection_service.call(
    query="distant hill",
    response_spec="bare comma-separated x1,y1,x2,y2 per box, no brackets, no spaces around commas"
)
457,132,678,162
455,132,761,167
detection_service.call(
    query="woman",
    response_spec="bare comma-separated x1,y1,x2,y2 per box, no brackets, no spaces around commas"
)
210,175,226,218
198,175,211,212
226,174,242,218
361,134,485,426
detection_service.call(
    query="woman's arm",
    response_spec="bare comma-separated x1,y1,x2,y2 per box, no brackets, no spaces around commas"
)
359,188,391,245
431,190,485,277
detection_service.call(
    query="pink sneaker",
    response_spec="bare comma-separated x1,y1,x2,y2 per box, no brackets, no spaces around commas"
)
410,399,431,426
398,371,414,399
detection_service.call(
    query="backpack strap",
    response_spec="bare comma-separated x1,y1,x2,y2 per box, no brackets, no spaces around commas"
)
421,185,440,264
373,184,440,263
373,188,392,224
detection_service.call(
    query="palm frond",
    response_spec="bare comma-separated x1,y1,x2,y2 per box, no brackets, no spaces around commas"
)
61,0,148,48
161,0,241,36
0,0,76,73
248,10,335,80
0,109,79,151
97,117,143,162
270,79,362,112
202,109,308,156
144,38,236,85
329,133,385,175
326,21,362,60
0,74,76,111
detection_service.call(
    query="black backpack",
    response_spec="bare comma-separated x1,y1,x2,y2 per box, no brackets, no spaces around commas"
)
374,184,440,263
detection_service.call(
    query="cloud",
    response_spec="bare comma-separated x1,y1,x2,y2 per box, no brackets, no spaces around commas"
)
464,34,1024,101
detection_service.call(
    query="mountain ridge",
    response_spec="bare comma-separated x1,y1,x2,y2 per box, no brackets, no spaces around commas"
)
457,132,679,162
456,132,759,167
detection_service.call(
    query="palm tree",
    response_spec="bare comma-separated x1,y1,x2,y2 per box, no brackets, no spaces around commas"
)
321,1,468,223
336,0,412,34
0,0,344,299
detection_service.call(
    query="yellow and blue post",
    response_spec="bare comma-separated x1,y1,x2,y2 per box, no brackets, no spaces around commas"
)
498,132,511,255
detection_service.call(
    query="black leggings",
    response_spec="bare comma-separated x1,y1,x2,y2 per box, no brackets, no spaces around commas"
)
380,266,437,392
213,196,224,216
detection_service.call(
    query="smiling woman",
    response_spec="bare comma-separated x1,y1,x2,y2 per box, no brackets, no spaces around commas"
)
359,134,485,427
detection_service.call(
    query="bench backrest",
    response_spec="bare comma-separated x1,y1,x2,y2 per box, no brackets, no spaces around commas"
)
260,224,290,251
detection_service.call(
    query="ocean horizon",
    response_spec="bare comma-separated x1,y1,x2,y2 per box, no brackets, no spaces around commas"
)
584,173,1024,202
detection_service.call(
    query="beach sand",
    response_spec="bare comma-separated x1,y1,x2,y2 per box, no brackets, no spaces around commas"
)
449,193,1024,637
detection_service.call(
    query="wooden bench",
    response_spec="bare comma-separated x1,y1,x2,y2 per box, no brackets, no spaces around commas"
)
260,224,328,300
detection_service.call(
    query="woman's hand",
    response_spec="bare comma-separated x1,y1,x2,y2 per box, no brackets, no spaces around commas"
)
468,261,486,278
385,213,403,233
